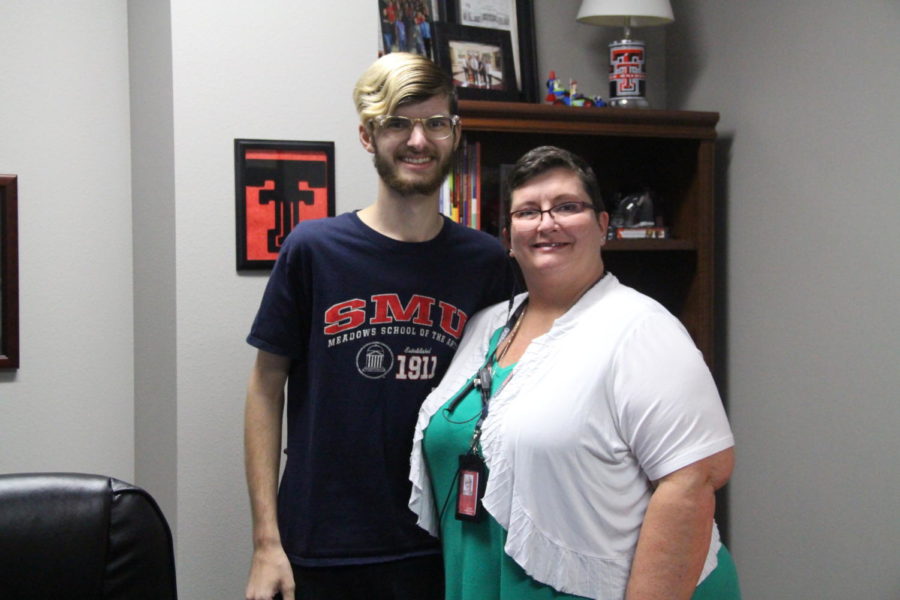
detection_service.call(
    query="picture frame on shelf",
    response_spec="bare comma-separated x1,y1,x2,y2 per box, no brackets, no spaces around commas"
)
234,139,335,270
0,175,19,369
439,0,538,102
377,0,439,60
433,22,518,101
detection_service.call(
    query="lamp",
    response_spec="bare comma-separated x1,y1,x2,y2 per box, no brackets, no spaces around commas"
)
576,0,674,108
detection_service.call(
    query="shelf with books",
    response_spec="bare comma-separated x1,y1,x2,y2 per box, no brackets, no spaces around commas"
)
453,100,719,369
440,138,481,229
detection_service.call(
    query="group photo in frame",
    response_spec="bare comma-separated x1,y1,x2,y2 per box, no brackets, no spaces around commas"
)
437,0,538,102
1,175,19,369
377,0,439,60
433,22,518,101
377,0,538,102
234,140,335,270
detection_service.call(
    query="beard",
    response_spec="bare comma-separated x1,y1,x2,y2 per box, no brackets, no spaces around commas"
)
373,141,454,197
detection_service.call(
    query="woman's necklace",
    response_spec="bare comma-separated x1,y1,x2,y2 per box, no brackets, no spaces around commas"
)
562,269,607,307
505,270,607,359
569,269,607,309
494,301,527,366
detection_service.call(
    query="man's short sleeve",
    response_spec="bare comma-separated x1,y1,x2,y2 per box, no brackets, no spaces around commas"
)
246,233,310,360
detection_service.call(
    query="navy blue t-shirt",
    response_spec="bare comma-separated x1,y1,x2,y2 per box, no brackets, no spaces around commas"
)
247,211,513,566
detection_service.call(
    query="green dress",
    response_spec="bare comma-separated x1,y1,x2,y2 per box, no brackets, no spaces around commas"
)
421,328,741,600
422,329,587,600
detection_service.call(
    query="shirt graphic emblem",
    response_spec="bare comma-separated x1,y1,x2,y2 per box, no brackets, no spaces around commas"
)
355,341,395,379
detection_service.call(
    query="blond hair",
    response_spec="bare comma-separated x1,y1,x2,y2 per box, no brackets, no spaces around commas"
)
353,52,456,125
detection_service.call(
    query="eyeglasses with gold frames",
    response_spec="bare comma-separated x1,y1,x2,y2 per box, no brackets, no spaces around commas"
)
369,114,460,141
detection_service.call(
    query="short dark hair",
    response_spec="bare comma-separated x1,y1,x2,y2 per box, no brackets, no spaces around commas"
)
503,146,605,215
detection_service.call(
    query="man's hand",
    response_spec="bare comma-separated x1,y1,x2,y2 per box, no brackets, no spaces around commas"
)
244,350,293,599
245,543,295,600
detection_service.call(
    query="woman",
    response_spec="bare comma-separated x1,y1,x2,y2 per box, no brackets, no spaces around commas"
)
409,146,741,599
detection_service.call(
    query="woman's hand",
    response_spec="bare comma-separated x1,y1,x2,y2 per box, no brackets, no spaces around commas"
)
625,448,735,600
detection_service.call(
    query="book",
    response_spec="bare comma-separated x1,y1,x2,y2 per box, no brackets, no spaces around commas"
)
440,138,483,230
614,226,670,239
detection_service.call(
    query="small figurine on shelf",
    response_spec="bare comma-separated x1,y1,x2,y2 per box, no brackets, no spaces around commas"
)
568,79,582,106
545,71,567,103
568,80,607,107
544,71,607,107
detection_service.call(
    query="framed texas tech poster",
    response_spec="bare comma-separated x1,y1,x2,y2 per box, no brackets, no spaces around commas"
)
235,139,335,270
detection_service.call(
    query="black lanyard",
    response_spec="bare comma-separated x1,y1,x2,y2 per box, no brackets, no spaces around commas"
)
467,364,495,455
443,298,528,456
439,299,528,523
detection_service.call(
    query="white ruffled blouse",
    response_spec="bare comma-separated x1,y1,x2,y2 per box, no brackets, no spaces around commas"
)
409,274,735,599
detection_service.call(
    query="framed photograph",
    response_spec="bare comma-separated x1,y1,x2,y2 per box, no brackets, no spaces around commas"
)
1,175,19,369
433,22,518,101
377,0,439,60
440,0,538,102
234,139,335,270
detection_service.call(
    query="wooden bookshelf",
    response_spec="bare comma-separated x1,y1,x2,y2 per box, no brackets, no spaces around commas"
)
457,100,720,369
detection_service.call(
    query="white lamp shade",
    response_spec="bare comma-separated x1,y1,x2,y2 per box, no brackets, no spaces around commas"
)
576,0,674,27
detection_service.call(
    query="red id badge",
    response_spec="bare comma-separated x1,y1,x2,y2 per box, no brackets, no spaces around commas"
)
456,453,487,521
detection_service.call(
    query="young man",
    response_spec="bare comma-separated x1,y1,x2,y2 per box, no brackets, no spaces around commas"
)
244,52,513,600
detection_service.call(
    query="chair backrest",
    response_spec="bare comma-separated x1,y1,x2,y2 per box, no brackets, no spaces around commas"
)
0,472,177,599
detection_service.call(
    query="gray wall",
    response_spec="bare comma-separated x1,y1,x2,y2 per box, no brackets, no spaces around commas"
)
535,0,668,108
0,2,135,481
2,1,898,598
129,0,178,536
667,1,900,598
160,2,378,596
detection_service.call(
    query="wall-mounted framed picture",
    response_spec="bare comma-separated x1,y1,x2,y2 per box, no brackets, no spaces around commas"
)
433,22,518,101
438,0,538,102
1,175,19,369
234,139,335,270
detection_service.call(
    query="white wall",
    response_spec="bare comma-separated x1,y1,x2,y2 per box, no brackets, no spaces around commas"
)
165,2,377,596
0,2,135,480
129,0,179,533
668,1,900,598
5,1,899,599
0,0,378,595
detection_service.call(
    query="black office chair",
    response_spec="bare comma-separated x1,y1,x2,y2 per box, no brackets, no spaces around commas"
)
0,472,177,599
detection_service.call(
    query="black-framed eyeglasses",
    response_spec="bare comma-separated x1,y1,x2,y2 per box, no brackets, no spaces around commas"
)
509,201,596,224
369,114,460,141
